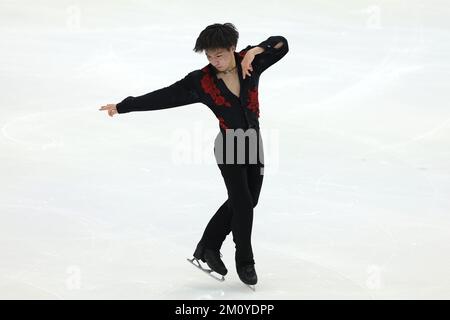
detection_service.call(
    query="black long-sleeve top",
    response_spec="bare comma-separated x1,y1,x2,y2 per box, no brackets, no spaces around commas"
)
116,36,289,132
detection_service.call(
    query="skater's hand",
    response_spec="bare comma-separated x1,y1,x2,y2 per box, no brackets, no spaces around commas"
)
99,104,118,117
241,52,255,79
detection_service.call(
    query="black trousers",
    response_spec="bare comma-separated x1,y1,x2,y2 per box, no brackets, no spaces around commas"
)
198,130,265,267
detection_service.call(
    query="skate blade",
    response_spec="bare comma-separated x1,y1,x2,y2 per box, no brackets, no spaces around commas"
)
187,257,225,282
245,284,256,291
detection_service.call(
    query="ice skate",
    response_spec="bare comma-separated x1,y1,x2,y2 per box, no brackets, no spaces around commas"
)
187,242,228,282
187,257,225,282
236,264,257,291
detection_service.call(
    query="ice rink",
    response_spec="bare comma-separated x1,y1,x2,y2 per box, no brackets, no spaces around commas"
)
1,0,449,299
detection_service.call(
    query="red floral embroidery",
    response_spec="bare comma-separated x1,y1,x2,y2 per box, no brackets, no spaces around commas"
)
217,116,229,130
200,67,231,107
246,87,260,117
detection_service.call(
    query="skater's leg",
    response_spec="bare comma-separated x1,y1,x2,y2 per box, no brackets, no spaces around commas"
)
218,164,255,266
197,143,235,250
197,135,263,265
246,163,264,208
199,162,264,251
198,199,232,250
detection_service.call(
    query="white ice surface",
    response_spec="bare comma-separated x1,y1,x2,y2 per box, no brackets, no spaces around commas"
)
1,0,450,299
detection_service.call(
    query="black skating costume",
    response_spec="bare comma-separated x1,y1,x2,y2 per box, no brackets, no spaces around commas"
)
116,36,289,281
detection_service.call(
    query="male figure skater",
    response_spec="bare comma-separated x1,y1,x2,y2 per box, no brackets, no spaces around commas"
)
99,23,288,288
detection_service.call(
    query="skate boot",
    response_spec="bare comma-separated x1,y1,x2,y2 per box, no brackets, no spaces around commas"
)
236,264,258,288
190,242,228,277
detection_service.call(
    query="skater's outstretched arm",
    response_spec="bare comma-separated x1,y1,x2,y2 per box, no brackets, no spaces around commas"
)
240,36,289,78
99,71,201,116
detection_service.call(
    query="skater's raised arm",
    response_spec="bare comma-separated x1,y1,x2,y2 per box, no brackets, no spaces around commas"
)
241,36,289,77
99,71,201,116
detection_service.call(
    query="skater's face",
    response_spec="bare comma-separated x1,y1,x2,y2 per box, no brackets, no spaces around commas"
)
205,47,235,72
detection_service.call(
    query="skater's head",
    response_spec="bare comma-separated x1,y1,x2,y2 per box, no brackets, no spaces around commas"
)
194,23,239,72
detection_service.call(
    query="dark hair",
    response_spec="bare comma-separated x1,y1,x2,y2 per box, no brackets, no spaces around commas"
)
193,23,239,53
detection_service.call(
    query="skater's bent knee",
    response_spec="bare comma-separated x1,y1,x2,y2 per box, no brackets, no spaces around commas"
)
251,195,260,208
